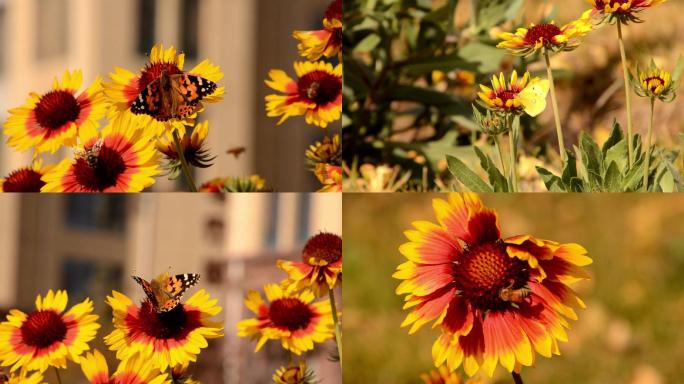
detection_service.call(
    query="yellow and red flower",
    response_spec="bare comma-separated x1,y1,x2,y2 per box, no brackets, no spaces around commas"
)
41,113,160,192
497,11,592,56
305,134,341,166
157,121,215,175
237,284,334,355
0,371,45,384
314,163,342,192
272,361,316,384
0,160,53,192
80,349,170,384
104,44,224,136
3,70,105,154
104,289,223,371
590,0,666,23
632,59,680,102
420,365,482,384
477,71,549,117
198,175,267,192
0,290,100,373
293,0,342,60
265,61,342,128
394,193,592,377
278,232,342,297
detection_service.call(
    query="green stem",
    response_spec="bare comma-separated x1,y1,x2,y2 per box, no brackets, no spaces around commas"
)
493,134,507,177
512,371,524,384
543,48,567,163
54,368,63,384
173,130,198,192
617,21,634,167
508,117,519,192
328,287,343,367
643,97,655,192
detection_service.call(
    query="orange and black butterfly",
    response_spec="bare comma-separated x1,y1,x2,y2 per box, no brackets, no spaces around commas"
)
131,71,217,121
132,272,200,313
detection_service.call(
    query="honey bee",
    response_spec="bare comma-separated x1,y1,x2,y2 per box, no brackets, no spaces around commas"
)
75,139,104,168
307,82,320,99
498,281,531,304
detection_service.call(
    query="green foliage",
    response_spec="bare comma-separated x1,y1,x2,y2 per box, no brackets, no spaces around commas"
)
535,122,684,192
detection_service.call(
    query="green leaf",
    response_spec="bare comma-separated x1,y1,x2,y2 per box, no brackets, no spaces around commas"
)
601,120,624,155
605,139,628,173
603,161,622,191
473,146,508,192
458,42,507,73
579,131,604,176
446,155,494,192
354,33,381,52
664,158,684,192
561,150,578,188
536,166,563,192
621,159,644,191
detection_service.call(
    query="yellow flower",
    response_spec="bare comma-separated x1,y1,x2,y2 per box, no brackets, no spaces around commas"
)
497,11,593,56
633,59,680,102
305,134,341,166
104,44,224,136
157,121,216,175
590,0,666,23
278,232,342,297
198,175,268,192
0,290,100,373
104,289,223,371
0,370,46,384
3,69,105,154
272,361,316,384
293,0,342,60
420,365,483,384
314,163,342,192
237,284,334,355
265,61,342,128
41,113,161,192
79,349,170,384
0,160,53,192
477,71,549,117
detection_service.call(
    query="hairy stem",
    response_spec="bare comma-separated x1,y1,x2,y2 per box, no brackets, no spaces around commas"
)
54,368,63,384
512,371,524,384
643,97,655,191
543,48,567,163
173,130,198,192
617,21,634,167
508,116,519,192
329,287,343,367
493,134,507,177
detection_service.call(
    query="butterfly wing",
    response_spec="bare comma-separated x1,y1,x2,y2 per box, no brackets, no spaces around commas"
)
169,74,218,119
132,276,159,308
518,79,550,117
157,273,200,313
131,79,166,119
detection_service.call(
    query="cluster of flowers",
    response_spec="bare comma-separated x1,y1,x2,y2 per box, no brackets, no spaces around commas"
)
394,193,592,381
237,232,342,384
0,44,266,192
475,0,677,191
265,0,343,192
0,280,223,383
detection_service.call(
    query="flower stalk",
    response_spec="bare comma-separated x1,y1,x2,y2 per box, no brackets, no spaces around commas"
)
643,97,655,191
543,47,567,163
507,116,519,192
617,22,634,167
54,367,63,384
493,134,507,177
173,130,198,192
512,372,525,384
329,287,343,366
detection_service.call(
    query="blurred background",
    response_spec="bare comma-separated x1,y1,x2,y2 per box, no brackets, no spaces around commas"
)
0,193,342,383
0,0,334,191
344,193,684,383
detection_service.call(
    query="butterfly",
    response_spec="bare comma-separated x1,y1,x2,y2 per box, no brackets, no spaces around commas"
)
132,272,200,313
518,78,550,117
131,71,217,121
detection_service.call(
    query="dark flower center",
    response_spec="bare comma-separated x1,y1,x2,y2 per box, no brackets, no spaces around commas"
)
34,90,81,132
2,168,45,192
302,232,342,264
644,76,665,92
595,0,633,11
20,310,67,348
72,145,127,191
494,89,521,110
524,23,562,46
325,0,342,22
269,298,314,331
136,300,203,340
139,62,183,91
453,242,529,311
298,71,341,105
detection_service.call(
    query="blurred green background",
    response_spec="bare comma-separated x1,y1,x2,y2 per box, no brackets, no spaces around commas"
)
344,194,684,383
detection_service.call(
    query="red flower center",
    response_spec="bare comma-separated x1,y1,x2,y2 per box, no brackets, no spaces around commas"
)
595,0,634,11
325,0,342,22
136,300,203,340
35,90,81,132
302,232,342,264
20,310,67,348
2,168,45,192
73,145,127,192
493,89,521,110
139,62,183,91
524,23,562,46
269,298,314,331
644,76,665,92
453,242,529,311
298,71,341,105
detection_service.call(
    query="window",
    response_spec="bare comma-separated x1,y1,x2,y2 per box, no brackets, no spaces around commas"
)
137,0,156,54
65,195,127,232
266,195,279,249
297,194,311,243
62,258,123,303
180,0,199,60
36,0,68,60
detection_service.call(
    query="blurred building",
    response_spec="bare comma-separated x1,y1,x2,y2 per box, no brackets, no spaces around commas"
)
0,0,330,191
0,193,342,383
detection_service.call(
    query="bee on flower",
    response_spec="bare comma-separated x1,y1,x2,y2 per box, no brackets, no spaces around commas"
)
394,193,592,377
79,350,170,384
632,59,681,102
589,0,666,24
477,71,549,117
293,0,342,61
497,11,593,56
